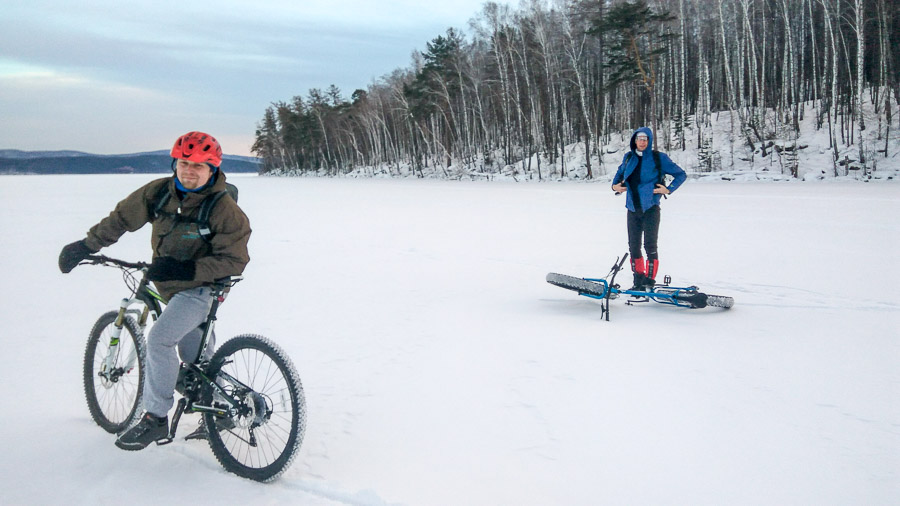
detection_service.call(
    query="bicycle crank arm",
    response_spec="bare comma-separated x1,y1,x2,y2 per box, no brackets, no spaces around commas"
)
157,398,188,446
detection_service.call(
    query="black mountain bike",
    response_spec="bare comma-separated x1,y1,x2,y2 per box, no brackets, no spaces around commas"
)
80,255,306,482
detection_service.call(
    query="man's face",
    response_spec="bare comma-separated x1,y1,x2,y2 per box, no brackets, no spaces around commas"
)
635,136,649,151
175,159,213,190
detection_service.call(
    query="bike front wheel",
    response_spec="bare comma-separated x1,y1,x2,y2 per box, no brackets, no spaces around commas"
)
83,311,146,433
203,334,306,482
546,272,608,298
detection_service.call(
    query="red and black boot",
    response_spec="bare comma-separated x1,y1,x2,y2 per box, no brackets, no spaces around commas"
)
630,257,648,291
645,259,659,290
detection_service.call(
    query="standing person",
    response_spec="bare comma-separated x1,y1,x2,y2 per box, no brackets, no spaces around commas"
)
611,127,686,291
58,131,251,450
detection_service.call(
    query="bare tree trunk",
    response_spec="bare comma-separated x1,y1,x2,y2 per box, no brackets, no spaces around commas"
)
562,10,594,179
819,0,841,175
717,0,742,167
515,15,543,180
781,0,800,132
854,0,867,172
807,0,821,124
678,0,687,151
506,25,529,177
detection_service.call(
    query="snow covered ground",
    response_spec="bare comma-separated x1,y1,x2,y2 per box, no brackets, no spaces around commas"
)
0,173,897,505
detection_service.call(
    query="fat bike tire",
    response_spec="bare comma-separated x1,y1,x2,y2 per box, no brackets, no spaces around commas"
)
546,273,607,298
83,311,146,433
203,334,306,482
705,294,735,309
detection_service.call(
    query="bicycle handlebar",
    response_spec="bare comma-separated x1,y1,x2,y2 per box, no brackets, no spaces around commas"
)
611,252,629,274
83,255,242,289
83,255,149,270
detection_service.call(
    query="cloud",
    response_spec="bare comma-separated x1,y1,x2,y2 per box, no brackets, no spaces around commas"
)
0,65,181,150
0,0,508,155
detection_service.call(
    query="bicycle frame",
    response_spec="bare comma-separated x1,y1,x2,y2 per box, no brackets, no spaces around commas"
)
580,276,700,308
576,253,700,320
86,255,246,426
162,277,258,445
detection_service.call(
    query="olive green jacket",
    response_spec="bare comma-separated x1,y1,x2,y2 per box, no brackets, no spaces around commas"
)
83,172,251,300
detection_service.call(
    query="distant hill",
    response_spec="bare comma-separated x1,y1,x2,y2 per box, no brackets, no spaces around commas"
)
0,149,261,174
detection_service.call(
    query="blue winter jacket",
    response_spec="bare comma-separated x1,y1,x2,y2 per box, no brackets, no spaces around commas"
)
611,127,687,212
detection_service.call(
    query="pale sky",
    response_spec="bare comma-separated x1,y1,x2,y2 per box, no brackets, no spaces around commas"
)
0,0,507,156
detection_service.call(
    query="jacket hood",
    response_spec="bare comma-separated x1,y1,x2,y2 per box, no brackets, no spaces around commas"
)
629,127,654,152
209,170,228,192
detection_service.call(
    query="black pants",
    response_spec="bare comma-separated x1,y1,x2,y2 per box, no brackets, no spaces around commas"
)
627,206,660,261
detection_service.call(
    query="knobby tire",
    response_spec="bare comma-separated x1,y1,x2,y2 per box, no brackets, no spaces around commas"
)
83,311,146,433
704,294,735,309
546,273,607,298
203,334,306,482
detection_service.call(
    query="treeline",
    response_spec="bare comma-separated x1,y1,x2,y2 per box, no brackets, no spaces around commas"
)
252,0,898,179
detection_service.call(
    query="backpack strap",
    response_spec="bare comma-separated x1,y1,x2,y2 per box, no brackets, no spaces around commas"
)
198,182,238,240
152,183,172,220
653,150,669,199
619,150,665,189
151,181,233,242
653,150,663,185
196,190,230,241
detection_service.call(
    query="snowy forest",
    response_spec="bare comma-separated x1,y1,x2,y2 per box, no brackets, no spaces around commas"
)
250,0,899,180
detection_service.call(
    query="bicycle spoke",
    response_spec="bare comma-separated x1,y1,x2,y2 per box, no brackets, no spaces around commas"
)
84,311,144,433
205,335,305,481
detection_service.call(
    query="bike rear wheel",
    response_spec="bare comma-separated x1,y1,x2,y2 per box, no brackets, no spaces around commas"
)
660,287,734,309
705,294,735,309
203,334,306,482
83,311,146,433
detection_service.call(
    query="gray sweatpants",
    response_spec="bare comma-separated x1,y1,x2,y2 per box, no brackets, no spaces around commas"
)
143,286,215,418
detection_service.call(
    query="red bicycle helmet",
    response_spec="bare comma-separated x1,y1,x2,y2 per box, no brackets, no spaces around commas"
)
170,131,223,167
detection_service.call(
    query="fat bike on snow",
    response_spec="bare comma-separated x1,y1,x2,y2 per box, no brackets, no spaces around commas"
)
80,255,306,482
546,253,734,321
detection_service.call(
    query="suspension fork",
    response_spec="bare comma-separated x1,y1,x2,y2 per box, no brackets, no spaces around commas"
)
102,295,153,379
102,297,134,376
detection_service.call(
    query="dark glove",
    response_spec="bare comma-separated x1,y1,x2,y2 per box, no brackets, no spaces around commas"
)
58,240,94,273
147,257,196,282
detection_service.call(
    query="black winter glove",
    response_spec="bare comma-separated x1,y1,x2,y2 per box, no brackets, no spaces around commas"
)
58,240,94,273
147,257,196,282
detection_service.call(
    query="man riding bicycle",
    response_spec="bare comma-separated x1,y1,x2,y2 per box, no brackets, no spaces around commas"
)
58,131,251,450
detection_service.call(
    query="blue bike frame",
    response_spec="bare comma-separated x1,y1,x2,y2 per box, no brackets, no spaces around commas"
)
580,276,699,308
548,252,732,321
578,253,703,321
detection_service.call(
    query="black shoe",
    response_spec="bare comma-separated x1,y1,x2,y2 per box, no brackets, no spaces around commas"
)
628,273,645,292
115,413,169,451
184,416,236,441
628,280,646,292
628,274,655,292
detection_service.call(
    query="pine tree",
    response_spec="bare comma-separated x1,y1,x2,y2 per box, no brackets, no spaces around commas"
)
586,0,678,133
